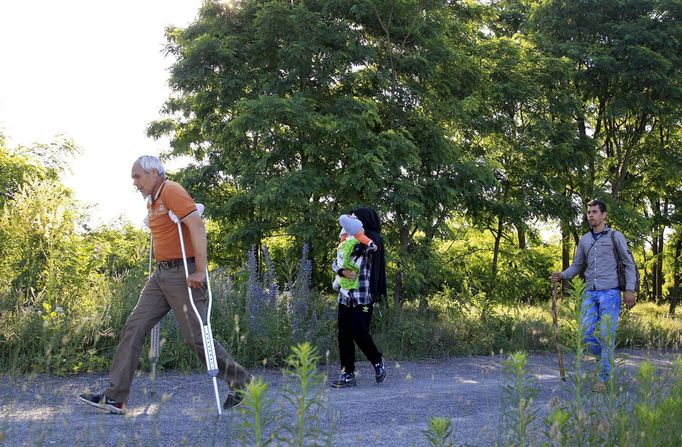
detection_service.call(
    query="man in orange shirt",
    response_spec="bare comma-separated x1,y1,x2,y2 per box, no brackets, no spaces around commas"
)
78,156,251,413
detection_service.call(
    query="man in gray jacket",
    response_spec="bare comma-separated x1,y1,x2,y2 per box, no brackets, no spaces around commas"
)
551,199,637,391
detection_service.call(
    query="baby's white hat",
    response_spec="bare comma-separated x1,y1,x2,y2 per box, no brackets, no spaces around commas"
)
339,214,363,236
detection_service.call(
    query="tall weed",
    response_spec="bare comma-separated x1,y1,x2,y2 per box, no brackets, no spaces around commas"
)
501,278,682,447
280,342,331,446
498,352,538,447
424,417,454,447
235,342,333,446
236,377,279,447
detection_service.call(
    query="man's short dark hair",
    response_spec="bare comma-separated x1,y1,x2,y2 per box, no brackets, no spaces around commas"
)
587,199,607,213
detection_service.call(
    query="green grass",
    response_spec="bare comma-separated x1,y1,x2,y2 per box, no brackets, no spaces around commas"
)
373,295,682,362
422,279,682,447
2,268,681,374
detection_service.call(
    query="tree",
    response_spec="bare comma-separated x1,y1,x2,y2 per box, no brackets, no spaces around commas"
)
531,0,682,300
460,0,585,300
149,0,493,301
0,134,45,208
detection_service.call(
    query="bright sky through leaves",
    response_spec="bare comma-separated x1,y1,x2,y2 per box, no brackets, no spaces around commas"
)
0,0,203,226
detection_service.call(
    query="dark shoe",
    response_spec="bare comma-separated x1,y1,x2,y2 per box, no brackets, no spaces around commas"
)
223,390,245,409
374,358,386,383
78,392,125,414
331,372,356,388
223,375,253,410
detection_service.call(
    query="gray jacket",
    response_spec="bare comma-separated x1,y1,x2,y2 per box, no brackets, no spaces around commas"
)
561,226,637,291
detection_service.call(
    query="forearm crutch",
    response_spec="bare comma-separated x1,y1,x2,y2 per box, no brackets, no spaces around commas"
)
148,234,162,396
168,207,222,415
143,214,162,396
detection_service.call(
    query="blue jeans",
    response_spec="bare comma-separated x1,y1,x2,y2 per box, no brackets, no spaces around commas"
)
581,289,622,382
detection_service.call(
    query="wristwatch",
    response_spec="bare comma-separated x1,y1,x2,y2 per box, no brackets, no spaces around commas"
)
625,289,636,293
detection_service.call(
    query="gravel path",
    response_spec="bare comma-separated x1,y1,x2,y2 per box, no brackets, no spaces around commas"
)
1,348,679,446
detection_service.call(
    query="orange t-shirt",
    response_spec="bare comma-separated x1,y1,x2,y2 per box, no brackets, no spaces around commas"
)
148,180,197,261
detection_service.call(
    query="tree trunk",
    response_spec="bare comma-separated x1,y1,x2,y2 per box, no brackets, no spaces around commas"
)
516,222,526,250
491,217,504,283
393,222,410,308
652,232,660,304
642,248,651,300
656,229,665,303
651,198,666,304
394,269,402,308
670,233,681,317
561,222,571,272
559,222,571,293
658,197,669,302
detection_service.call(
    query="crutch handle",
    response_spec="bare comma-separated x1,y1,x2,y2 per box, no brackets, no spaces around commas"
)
168,210,180,224
167,203,204,224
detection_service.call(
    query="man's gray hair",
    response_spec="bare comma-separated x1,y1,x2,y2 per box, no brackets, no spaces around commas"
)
136,155,165,176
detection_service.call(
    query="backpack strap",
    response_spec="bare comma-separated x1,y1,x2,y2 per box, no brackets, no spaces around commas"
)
582,231,605,267
610,230,621,263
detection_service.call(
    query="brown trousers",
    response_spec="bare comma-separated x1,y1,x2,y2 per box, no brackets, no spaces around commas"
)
105,261,250,403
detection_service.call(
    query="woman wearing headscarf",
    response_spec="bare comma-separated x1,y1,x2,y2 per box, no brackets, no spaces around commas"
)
330,207,387,388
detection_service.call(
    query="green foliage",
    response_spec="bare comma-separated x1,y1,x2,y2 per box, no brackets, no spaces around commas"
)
4,226,681,374
149,0,495,291
620,357,682,446
237,377,279,447
373,281,682,361
434,220,558,306
424,417,454,447
235,343,333,447
529,0,682,304
12,133,80,175
0,133,79,208
0,147,44,208
507,353,682,447
143,0,682,305
281,342,331,446
0,137,148,375
86,222,149,276
500,280,682,447
499,351,538,447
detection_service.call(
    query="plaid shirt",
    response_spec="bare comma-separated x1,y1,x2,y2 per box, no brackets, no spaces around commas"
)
333,251,373,307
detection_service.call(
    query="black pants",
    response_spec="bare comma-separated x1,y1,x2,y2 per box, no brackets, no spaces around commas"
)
338,302,382,374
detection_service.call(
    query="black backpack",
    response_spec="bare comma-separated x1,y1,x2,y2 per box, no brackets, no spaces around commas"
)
611,230,640,293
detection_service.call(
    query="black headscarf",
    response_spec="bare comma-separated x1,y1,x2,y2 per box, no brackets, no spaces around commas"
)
353,207,387,300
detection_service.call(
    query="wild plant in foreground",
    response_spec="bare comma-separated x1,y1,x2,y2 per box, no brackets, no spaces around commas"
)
281,342,330,447
424,416,454,447
236,376,279,447
607,357,682,446
231,342,333,446
498,351,538,447
598,313,621,447
544,277,590,447
542,277,682,447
